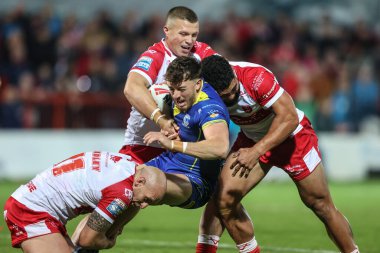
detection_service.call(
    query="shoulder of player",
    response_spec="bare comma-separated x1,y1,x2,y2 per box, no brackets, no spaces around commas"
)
193,41,212,49
230,61,271,74
99,177,134,203
192,93,227,115
231,62,276,91
192,41,215,57
138,42,166,62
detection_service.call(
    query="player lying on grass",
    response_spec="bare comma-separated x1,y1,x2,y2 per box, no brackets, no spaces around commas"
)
3,151,167,253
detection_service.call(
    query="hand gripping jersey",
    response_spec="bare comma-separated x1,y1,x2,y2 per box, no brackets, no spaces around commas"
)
123,39,216,148
10,152,135,225
228,61,305,142
146,82,229,208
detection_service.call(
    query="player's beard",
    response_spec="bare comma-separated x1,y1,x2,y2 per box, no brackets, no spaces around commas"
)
224,90,240,107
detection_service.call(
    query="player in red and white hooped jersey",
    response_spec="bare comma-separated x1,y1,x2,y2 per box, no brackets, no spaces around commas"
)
3,151,167,252
196,55,360,253
121,6,217,164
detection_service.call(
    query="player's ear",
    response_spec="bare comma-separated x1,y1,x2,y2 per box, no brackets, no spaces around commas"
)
163,26,169,36
134,176,146,187
195,79,202,92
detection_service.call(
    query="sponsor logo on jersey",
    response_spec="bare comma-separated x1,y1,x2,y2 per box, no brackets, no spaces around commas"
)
182,114,190,128
124,188,133,200
147,49,157,54
261,82,277,100
231,108,272,125
110,155,122,163
106,198,126,217
252,71,265,91
134,56,153,71
209,113,219,118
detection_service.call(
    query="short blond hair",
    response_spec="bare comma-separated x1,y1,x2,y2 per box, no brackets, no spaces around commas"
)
166,6,198,24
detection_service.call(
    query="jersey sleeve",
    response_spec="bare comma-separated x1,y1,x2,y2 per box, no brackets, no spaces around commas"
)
95,179,133,223
198,103,229,131
195,42,218,59
245,68,284,109
129,49,164,85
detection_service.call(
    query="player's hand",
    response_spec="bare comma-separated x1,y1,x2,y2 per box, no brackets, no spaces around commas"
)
157,117,179,139
106,234,117,249
230,147,261,178
162,128,180,140
143,131,171,150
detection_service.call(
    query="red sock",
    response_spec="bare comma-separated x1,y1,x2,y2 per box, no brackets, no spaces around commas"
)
249,246,260,253
196,243,218,253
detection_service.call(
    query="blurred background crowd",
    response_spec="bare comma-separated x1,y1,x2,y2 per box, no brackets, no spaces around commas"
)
0,1,379,132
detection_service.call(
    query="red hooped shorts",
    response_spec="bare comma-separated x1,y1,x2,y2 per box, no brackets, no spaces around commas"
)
3,197,67,248
231,117,322,181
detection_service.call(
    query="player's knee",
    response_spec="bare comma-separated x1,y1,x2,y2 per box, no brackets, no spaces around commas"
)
217,191,242,218
306,197,335,220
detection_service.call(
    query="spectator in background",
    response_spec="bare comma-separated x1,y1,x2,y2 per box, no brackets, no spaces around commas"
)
331,64,352,132
0,4,379,131
350,61,379,131
309,49,341,131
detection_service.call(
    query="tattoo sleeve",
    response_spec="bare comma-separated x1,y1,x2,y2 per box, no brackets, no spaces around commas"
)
86,211,112,233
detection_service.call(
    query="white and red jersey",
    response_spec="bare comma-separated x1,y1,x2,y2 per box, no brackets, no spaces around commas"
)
11,152,135,225
228,61,305,142
123,39,216,147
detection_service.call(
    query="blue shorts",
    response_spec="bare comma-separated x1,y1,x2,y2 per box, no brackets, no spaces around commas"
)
146,153,220,209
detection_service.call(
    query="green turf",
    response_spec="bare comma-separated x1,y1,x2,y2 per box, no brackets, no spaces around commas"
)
1,179,379,252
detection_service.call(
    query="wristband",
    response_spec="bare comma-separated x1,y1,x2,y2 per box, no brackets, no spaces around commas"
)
182,142,188,153
155,114,165,125
150,108,160,121
171,140,174,150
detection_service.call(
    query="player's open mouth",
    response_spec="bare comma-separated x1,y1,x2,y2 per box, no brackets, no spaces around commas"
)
176,100,186,107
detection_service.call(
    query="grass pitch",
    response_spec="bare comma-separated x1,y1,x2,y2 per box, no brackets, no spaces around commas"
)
0,179,378,253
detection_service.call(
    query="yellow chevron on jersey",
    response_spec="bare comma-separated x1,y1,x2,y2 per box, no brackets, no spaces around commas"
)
202,119,228,131
173,90,210,116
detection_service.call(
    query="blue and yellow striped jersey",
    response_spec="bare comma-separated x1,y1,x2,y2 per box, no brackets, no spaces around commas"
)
167,81,229,178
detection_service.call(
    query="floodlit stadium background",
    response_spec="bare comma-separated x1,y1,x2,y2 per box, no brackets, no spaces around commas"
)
0,1,379,252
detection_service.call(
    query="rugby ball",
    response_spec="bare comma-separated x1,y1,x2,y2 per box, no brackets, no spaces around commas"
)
149,83,172,116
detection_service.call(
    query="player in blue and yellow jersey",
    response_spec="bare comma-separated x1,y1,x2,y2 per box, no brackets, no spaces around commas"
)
70,57,230,252
143,56,230,209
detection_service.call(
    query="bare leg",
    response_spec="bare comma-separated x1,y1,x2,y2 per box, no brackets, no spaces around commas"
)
296,163,358,252
21,233,75,253
198,197,224,236
216,154,270,244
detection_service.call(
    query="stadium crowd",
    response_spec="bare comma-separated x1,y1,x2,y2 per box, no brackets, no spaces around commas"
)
0,4,379,131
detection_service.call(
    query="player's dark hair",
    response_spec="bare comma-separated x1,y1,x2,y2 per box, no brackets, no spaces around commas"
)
165,56,201,86
201,55,234,93
166,6,198,23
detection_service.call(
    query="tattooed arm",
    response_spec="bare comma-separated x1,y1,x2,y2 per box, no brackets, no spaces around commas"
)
77,211,116,249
